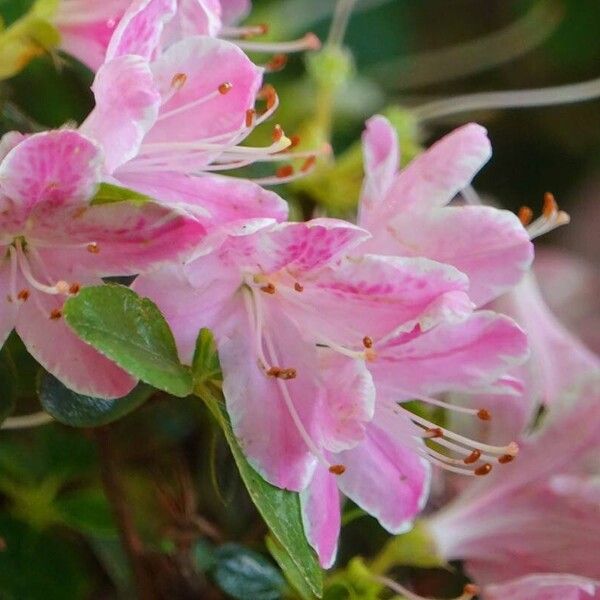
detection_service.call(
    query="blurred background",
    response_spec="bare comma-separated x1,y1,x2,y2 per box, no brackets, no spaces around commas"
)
0,0,598,598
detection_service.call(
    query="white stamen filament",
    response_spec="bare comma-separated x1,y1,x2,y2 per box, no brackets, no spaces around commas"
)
374,575,477,600
399,390,484,417
1,411,54,430
234,33,320,54
249,158,319,186
158,88,224,122
418,451,482,477
220,25,269,38
526,210,570,239
327,0,357,47
15,240,68,296
8,246,18,302
414,76,600,122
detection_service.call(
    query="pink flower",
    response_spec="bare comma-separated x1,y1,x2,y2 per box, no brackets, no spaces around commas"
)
358,115,534,307
427,376,600,585
0,129,205,398
485,574,600,600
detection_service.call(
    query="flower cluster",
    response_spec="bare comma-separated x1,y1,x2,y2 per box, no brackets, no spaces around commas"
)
1,1,598,599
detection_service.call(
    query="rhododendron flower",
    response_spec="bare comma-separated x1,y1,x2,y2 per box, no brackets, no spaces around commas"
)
0,129,205,398
485,574,600,600
427,376,600,584
358,115,534,307
133,218,481,491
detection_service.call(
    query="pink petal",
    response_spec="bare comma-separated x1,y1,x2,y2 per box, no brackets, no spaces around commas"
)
162,0,222,42
219,306,319,491
363,205,533,307
300,465,341,569
334,406,431,533
16,286,136,399
220,0,251,24
116,171,288,225
105,0,176,60
374,311,529,398
359,115,399,217
485,574,600,600
288,254,470,348
139,37,262,153
0,130,102,214
81,56,161,173
0,255,18,348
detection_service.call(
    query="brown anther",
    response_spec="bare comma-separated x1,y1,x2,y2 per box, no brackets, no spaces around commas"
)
498,454,514,464
266,53,288,72
328,464,346,475
69,283,81,295
170,72,187,89
279,368,297,380
362,336,373,349
266,366,282,377
294,282,304,292
425,427,443,439
288,134,301,149
474,463,493,476
260,282,276,294
272,124,284,142
518,206,533,226
87,242,100,254
17,289,29,301
477,408,491,421
245,108,255,128
244,23,269,38
49,308,62,320
463,450,481,465
218,82,233,95
463,583,479,596
543,191,558,217
301,155,317,173
259,84,277,110
276,165,294,179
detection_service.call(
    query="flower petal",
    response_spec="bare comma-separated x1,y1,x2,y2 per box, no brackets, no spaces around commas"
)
300,465,341,569
220,0,251,24
0,255,18,348
162,0,222,41
81,56,161,173
485,574,600,600
0,130,101,214
16,286,136,398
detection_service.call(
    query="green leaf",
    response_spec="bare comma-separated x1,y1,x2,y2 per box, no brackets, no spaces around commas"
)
201,391,323,598
212,543,286,600
38,372,152,427
192,328,222,385
266,534,316,600
0,345,17,424
90,182,153,207
64,285,193,397
55,488,118,539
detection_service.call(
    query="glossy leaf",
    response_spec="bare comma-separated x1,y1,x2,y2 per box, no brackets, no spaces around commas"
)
90,182,152,207
266,534,316,600
192,328,222,385
64,285,193,397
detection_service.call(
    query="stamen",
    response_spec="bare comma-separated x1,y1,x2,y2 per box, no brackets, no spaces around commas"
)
258,84,278,111
157,86,227,122
477,408,491,421
265,54,288,72
329,464,346,475
424,427,443,439
170,72,187,89
220,23,269,39
294,282,304,292
15,241,70,296
266,366,297,380
49,308,62,320
498,454,514,464
17,289,29,301
288,135,301,150
218,82,233,95
525,192,570,239
463,450,481,464
272,124,284,142
474,463,493,476
276,165,294,179
234,33,321,54
518,205,533,226
87,243,100,254
260,282,276,294
362,336,373,349
375,575,479,600
8,246,18,303
69,283,81,295
301,155,317,172
245,109,256,128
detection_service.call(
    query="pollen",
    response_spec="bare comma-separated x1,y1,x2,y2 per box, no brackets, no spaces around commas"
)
272,124,284,142
301,156,317,172
260,282,276,294
69,283,81,295
425,427,443,438
258,84,277,110
288,135,301,149
518,206,533,226
362,336,373,349
498,454,514,464
87,243,100,254
463,584,480,598
17,289,29,301
245,109,256,128
474,463,492,476
49,308,62,320
328,464,346,475
543,191,558,217
463,450,481,465
266,366,297,380
276,165,294,179
477,408,491,421
170,72,187,89
218,82,233,95
266,53,288,72
294,282,304,292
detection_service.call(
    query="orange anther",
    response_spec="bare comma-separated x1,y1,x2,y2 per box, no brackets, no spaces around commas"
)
218,82,233,95
328,464,346,475
474,463,492,476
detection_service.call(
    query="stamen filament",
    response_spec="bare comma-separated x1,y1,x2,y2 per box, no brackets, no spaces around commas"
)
15,241,68,296
158,88,225,122
234,33,321,54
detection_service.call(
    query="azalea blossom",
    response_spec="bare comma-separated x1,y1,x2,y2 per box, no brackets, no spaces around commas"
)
0,129,205,398
358,115,534,307
426,376,600,585
485,574,600,600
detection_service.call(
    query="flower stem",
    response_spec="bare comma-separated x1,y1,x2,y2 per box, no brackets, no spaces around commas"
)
1,411,54,430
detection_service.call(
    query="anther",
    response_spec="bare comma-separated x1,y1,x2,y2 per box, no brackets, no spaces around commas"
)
498,454,514,464
171,72,187,89
474,463,493,476
87,243,100,254
280,368,297,380
17,289,29,301
243,23,269,38
266,366,281,377
258,84,277,110
301,156,317,172
245,109,256,127
362,336,373,349
272,124,284,142
463,450,481,464
260,283,276,294
424,427,443,439
462,583,480,599
218,82,233,95
266,53,288,72
49,308,62,320
477,408,491,421
69,283,81,295
329,464,346,475
518,206,533,226
294,282,304,292
288,135,301,149
543,191,558,217
276,165,294,178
